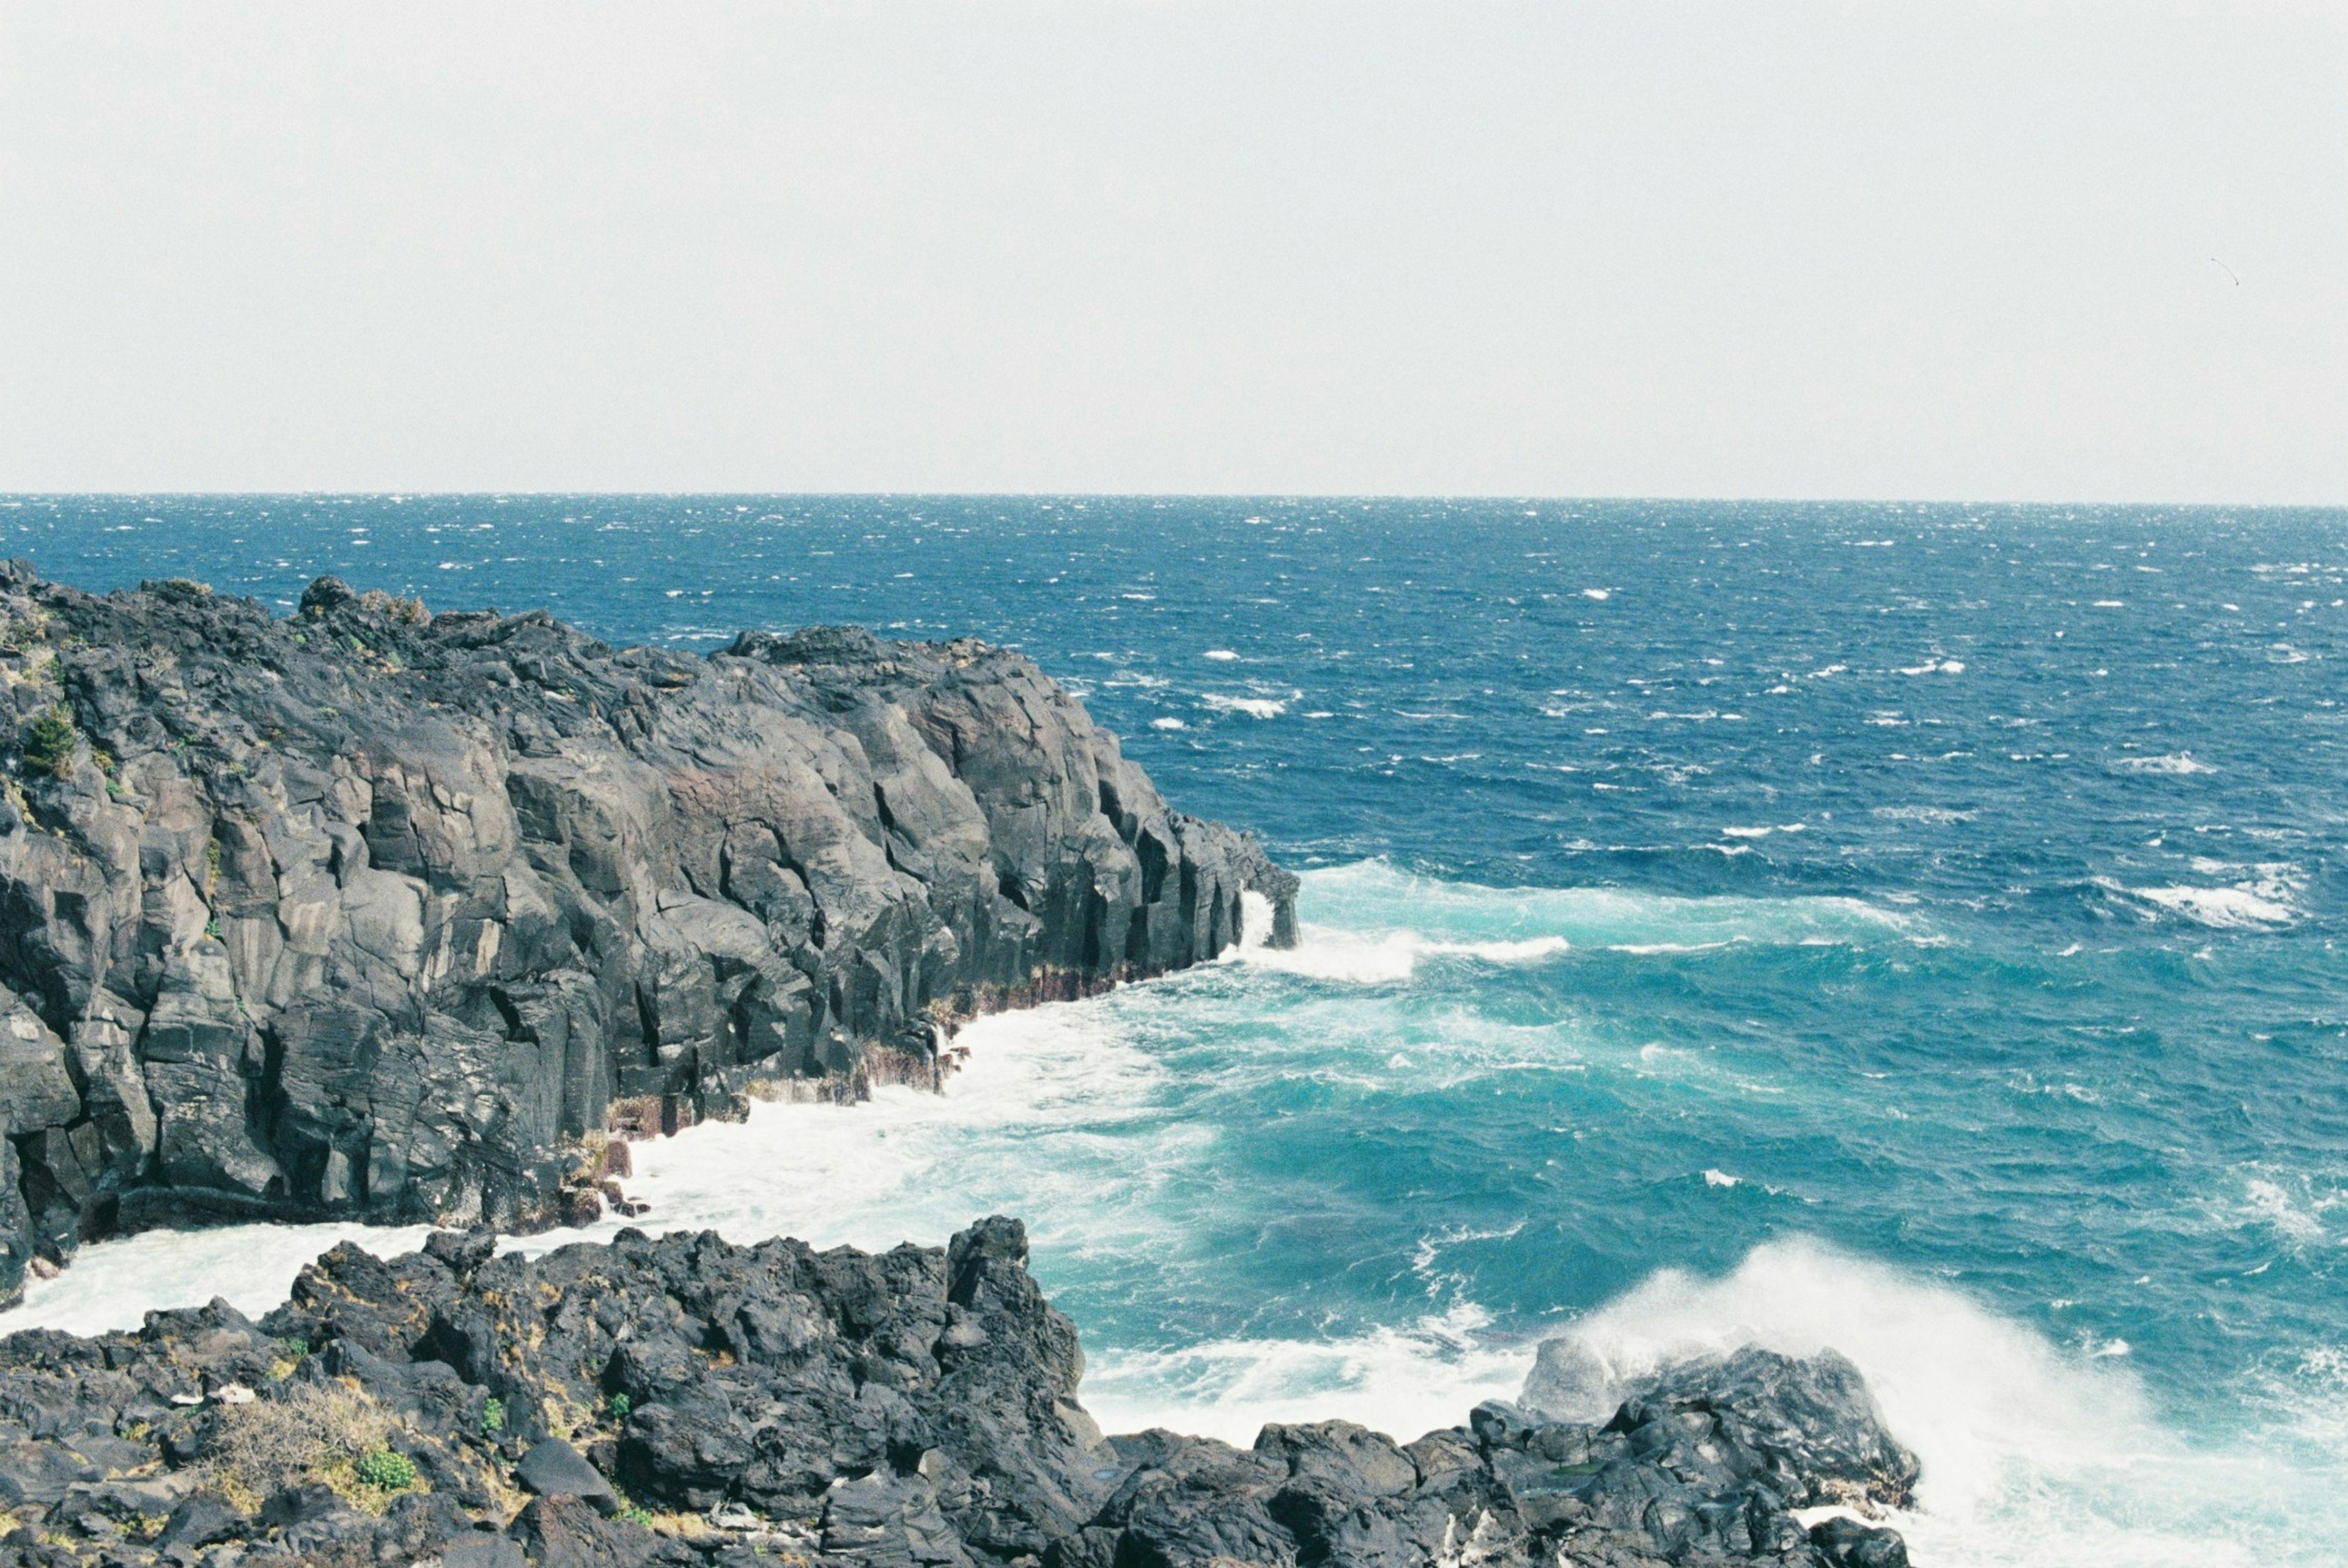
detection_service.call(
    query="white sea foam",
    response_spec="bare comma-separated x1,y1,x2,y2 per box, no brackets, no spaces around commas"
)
1079,1300,1531,1448
1608,940,1733,955
1230,862,1928,984
1288,859,1910,958
1872,805,1976,824
1235,929,1571,985
2,1221,442,1337
1201,649,1240,661
1238,889,1276,948
2240,1177,2328,1244
2108,753,2217,775
1527,1237,2344,1567
2106,881,2295,929
1150,716,1187,730
1201,693,1287,718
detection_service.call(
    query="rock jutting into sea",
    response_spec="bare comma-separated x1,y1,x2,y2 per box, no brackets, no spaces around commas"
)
0,1218,1915,1568
0,565,1297,1303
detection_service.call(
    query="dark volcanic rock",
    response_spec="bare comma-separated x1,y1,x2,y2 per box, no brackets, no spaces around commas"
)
517,1437,619,1514
1612,1347,1921,1514
0,564,1296,1299
0,1220,1916,1567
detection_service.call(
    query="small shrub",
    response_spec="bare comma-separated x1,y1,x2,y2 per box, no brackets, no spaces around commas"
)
204,1382,399,1512
21,705,76,779
608,1393,630,1421
479,1397,504,1436
352,1447,416,1492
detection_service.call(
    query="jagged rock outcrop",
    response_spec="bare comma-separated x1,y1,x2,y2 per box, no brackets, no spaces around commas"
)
0,565,1296,1303
0,1221,1916,1568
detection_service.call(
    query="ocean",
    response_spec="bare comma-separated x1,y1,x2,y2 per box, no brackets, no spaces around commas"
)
2,494,2343,1565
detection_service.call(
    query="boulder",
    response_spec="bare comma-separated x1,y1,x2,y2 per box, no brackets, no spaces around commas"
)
516,1436,618,1514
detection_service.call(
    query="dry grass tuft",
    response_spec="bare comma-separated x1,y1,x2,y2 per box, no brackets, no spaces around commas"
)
204,1381,421,1515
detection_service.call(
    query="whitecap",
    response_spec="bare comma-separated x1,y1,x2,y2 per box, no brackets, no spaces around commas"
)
1608,940,1735,955
2104,880,2295,929
2242,1178,2327,1243
1871,806,1976,824
1202,649,1240,661
1150,717,1187,730
1201,693,1288,718
2109,753,2217,776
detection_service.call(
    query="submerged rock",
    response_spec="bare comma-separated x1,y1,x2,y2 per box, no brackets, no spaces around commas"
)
0,564,1296,1300
0,1221,1916,1567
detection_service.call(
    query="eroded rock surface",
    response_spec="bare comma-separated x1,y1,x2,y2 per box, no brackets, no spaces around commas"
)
0,565,1296,1300
0,1221,1915,1567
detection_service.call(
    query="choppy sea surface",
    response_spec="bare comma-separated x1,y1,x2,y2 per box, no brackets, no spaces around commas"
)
4,495,2346,1566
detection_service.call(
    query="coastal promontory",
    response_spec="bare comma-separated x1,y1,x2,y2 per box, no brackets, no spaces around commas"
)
0,565,1296,1301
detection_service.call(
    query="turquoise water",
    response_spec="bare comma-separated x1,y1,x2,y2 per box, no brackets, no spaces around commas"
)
5,496,2346,1564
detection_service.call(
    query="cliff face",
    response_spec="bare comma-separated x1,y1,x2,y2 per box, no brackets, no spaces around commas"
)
0,565,1296,1301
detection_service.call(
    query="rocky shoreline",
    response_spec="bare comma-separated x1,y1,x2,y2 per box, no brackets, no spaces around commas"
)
0,568,1921,1565
0,566,1295,1303
0,1220,1915,1568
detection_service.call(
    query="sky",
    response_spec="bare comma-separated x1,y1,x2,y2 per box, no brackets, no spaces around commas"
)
2,2,2342,502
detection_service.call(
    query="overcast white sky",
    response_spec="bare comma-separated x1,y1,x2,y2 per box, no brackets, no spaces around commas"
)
2,2,2342,501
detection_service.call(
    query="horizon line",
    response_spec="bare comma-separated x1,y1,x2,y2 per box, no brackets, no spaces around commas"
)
3,490,2344,512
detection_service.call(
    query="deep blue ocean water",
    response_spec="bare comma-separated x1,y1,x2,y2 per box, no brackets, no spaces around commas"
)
4,495,2345,1565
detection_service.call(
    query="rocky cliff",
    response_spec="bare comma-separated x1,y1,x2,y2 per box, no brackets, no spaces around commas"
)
0,1220,1914,1568
0,565,1296,1303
